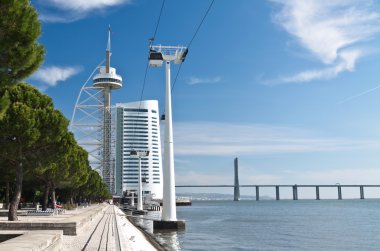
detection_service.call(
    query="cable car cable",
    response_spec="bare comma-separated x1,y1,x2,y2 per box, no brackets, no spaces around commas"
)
187,0,215,49
152,0,166,42
130,0,166,151
171,0,215,92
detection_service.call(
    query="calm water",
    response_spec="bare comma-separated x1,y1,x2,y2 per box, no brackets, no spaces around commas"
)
132,200,380,250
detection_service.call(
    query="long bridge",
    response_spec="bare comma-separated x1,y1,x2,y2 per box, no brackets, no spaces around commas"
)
176,184,380,200
176,159,380,201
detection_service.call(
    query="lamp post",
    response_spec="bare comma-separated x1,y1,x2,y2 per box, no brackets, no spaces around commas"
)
149,45,187,230
130,191,135,207
130,150,150,211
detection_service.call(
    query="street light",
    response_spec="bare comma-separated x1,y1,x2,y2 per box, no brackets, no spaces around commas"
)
149,44,187,229
130,150,150,211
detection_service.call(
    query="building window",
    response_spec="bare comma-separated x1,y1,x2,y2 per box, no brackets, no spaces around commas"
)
94,78,122,84
124,123,148,126
125,116,148,119
124,108,148,112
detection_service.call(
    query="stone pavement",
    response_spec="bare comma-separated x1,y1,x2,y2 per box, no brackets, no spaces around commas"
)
0,204,107,235
62,205,158,251
0,204,160,250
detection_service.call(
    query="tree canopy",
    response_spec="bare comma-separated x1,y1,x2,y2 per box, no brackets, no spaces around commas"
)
0,0,45,86
0,83,64,220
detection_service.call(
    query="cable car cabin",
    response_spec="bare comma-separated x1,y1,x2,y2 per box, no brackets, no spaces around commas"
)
149,49,163,67
130,150,138,156
174,48,189,64
160,114,165,121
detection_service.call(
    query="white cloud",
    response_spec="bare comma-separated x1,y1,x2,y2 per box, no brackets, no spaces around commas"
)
31,66,81,90
281,49,360,83
39,14,84,23
269,0,380,83
188,76,222,85
45,0,127,11
36,0,131,22
176,171,232,185
286,168,380,185
173,122,380,156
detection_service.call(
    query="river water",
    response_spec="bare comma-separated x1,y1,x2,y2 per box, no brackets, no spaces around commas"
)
131,199,380,250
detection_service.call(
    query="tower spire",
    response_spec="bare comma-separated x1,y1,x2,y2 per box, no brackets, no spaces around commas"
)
106,25,111,73
107,25,111,51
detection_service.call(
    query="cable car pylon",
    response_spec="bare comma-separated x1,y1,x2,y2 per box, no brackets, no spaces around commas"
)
148,44,187,230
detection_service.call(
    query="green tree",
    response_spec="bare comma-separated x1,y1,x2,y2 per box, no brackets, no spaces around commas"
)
0,83,68,220
65,146,91,204
0,0,44,85
34,132,88,210
79,169,111,203
0,0,44,119
0,158,13,209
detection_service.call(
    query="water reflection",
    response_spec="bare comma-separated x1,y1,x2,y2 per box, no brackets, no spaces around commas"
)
128,211,183,250
154,229,182,251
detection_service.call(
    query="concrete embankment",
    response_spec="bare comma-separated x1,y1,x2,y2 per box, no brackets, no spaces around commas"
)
0,204,108,235
113,206,164,251
0,230,62,251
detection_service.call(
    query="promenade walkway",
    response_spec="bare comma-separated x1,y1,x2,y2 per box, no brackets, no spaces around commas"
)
62,205,159,251
0,204,160,251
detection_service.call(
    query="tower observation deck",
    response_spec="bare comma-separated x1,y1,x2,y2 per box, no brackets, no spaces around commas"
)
70,27,122,195
93,27,122,194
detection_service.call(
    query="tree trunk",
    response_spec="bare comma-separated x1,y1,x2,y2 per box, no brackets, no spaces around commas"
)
42,184,49,211
70,190,74,205
8,161,23,221
5,181,10,209
51,183,56,209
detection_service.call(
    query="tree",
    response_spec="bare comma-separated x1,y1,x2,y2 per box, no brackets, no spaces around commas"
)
34,132,87,210
0,158,13,209
79,169,111,203
64,146,91,204
0,0,45,119
0,83,68,220
0,0,44,85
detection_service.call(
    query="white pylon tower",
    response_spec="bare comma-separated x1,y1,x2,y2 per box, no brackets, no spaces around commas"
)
70,27,122,194
149,44,187,229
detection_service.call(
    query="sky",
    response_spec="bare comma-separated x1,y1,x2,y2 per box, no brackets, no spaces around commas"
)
28,0,380,198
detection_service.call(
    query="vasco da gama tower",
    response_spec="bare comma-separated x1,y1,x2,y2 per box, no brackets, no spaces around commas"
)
92,29,122,194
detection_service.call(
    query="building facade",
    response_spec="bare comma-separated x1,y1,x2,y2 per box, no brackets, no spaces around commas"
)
115,100,163,199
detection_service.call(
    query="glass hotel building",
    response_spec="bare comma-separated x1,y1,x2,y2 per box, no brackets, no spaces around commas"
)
115,100,163,199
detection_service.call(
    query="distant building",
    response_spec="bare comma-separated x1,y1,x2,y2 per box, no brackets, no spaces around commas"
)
115,100,163,199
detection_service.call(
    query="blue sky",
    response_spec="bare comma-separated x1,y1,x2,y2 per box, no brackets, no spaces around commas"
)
28,0,380,198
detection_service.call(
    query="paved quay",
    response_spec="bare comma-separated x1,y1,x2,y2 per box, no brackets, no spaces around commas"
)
0,204,160,251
